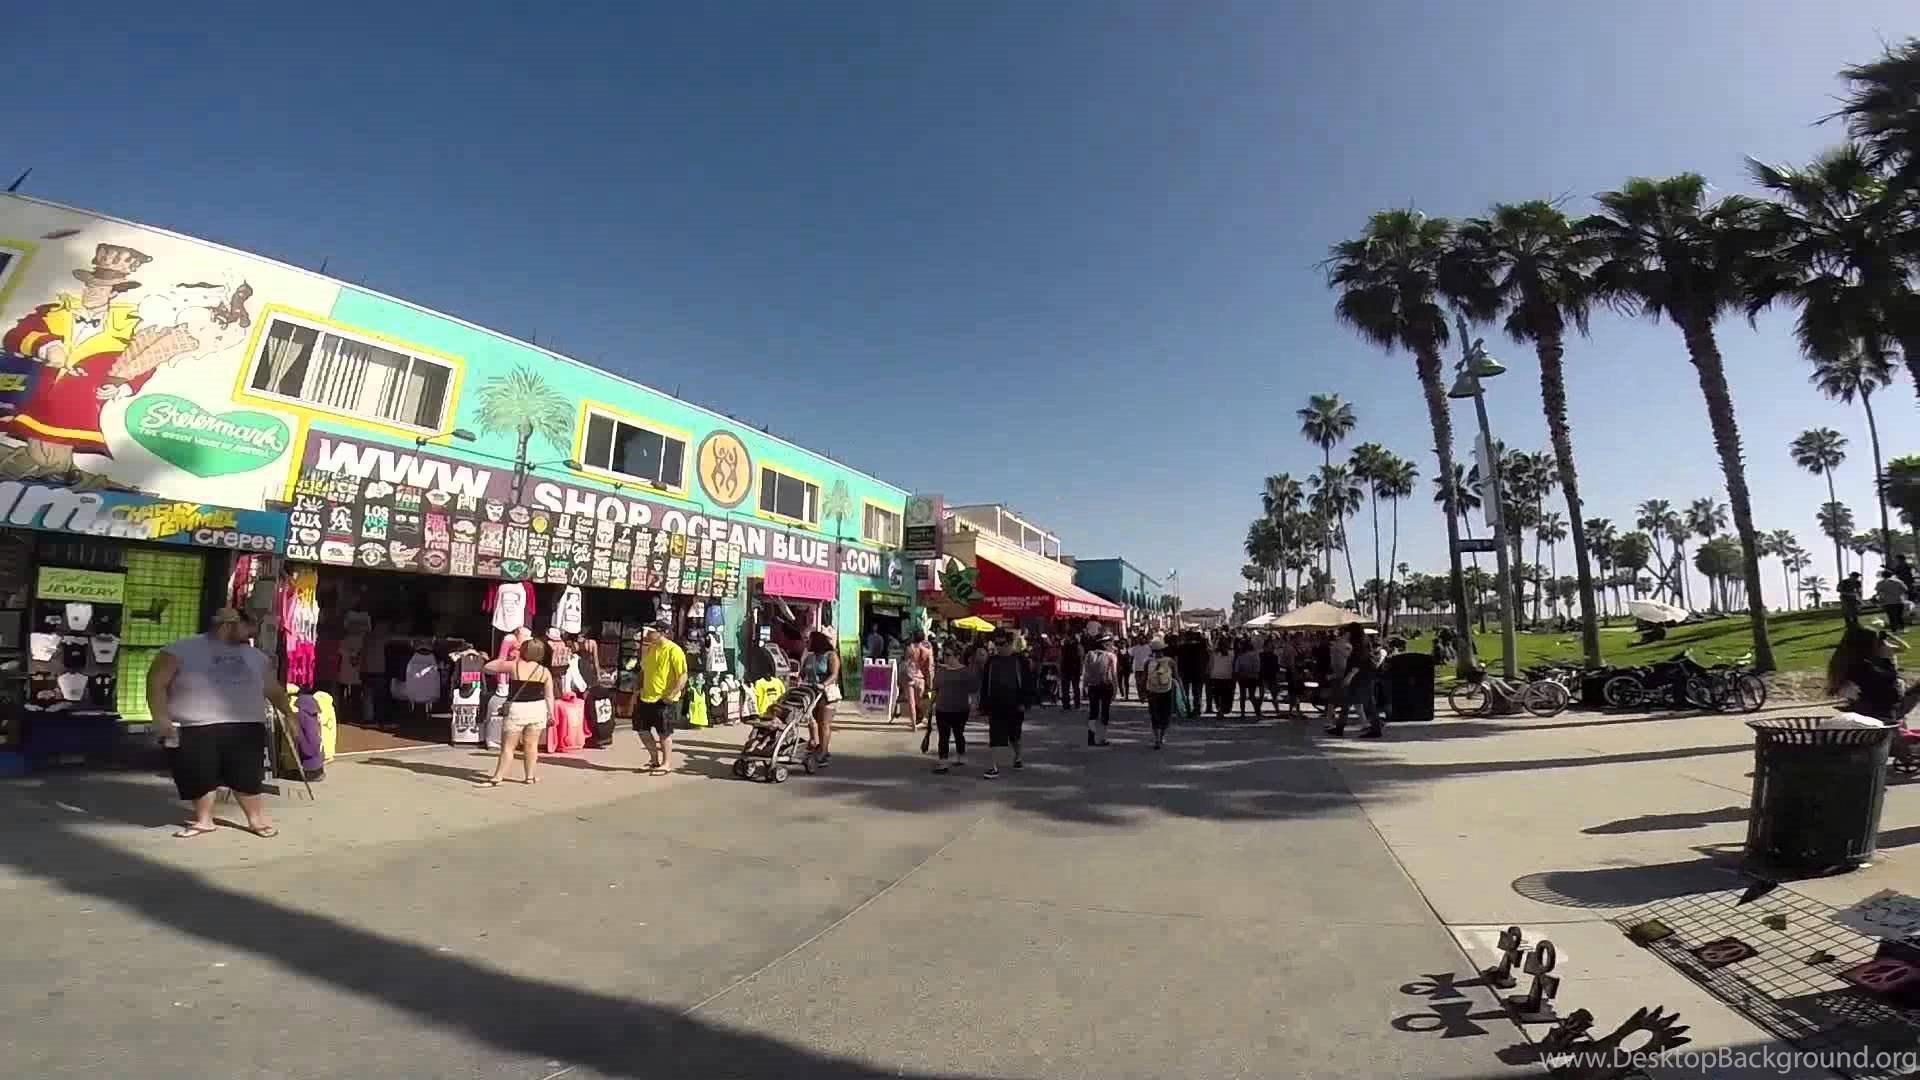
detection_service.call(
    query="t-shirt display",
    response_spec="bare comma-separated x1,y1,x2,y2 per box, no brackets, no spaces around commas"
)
486,581,532,633
555,586,583,635
56,671,88,702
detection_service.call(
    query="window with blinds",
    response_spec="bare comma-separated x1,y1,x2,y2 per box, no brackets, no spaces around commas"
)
248,317,451,430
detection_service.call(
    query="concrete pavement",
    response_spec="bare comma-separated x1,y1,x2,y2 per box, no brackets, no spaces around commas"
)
0,702,1537,1079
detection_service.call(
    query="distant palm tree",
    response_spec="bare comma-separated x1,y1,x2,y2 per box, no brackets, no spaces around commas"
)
1435,464,1487,630
1537,511,1568,620
1803,574,1831,607
1586,173,1776,670
1377,454,1418,628
1790,427,1851,580
1451,199,1605,663
1819,501,1857,575
1585,517,1618,616
1762,529,1801,612
472,366,574,499
1686,498,1729,610
1809,352,1895,559
1612,531,1655,602
1635,499,1680,603
1311,463,1364,603
1297,393,1357,578
1325,210,1476,672
1348,442,1391,617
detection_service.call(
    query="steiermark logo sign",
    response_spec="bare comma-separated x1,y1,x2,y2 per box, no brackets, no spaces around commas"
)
126,394,290,478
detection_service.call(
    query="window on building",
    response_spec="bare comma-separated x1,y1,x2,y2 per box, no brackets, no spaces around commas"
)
863,503,900,546
759,467,818,524
248,317,451,430
581,410,686,489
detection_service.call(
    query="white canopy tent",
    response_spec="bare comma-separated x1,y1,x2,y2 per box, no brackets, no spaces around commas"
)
1271,601,1366,629
1241,612,1279,629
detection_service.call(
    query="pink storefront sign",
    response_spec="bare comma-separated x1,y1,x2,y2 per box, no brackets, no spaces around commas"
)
764,563,838,601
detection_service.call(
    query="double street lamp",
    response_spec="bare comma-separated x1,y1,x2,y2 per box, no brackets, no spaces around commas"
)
1445,313,1519,679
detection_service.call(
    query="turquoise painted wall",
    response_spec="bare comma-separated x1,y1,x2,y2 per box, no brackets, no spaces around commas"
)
322,287,917,673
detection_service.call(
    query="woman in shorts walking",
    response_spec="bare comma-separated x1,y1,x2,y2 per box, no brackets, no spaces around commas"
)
482,637,554,785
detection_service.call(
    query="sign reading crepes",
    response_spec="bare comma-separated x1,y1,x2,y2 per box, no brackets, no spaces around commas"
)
0,481,288,552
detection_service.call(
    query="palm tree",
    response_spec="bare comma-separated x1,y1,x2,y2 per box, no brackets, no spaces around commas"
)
1435,464,1487,631
1835,38,1920,185
1885,455,1920,562
1537,512,1569,620
1377,454,1418,627
472,366,575,500
1803,574,1831,607
1311,463,1364,603
1585,518,1618,616
1819,501,1857,575
1762,529,1801,612
1523,451,1559,625
1686,498,1729,609
1298,394,1357,578
1325,209,1476,670
1586,174,1776,670
1452,200,1605,663
1613,531,1655,602
1786,548,1814,611
1809,352,1896,559
1634,499,1680,603
1747,142,1920,404
1348,442,1391,618
1790,427,1851,580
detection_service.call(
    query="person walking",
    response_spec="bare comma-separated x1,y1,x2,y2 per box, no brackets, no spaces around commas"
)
904,629,934,732
1877,569,1909,633
1259,636,1282,716
1322,630,1351,733
481,635,554,785
1326,624,1383,738
149,609,295,839
1115,634,1135,701
1083,633,1117,746
635,620,688,773
1127,635,1152,703
1178,631,1209,718
1060,631,1084,712
930,647,974,773
1207,636,1235,717
800,629,841,766
1234,637,1264,719
979,632,1033,778
1841,572,1865,627
1142,634,1179,750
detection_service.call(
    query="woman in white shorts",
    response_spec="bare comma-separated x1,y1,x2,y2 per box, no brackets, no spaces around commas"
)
481,637,553,785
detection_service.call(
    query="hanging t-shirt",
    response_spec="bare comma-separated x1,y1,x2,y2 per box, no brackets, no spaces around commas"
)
402,649,442,705
56,671,88,702
87,674,117,709
64,603,92,633
59,636,89,670
90,634,120,664
342,609,373,636
28,633,57,662
486,582,533,633
555,586,583,635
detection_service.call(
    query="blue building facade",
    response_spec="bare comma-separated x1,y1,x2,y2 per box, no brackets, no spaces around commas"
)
1071,558,1169,630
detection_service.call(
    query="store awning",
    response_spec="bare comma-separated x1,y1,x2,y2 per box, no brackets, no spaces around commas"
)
973,556,1125,623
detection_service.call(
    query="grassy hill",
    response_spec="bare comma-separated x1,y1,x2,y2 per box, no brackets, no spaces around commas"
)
1425,606,1852,678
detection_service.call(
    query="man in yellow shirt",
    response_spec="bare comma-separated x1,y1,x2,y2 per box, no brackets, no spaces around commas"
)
634,620,687,773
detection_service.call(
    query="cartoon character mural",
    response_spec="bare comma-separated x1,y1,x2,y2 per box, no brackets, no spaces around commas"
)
0,241,254,484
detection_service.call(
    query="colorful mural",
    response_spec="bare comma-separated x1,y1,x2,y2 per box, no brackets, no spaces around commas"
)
0,193,916,646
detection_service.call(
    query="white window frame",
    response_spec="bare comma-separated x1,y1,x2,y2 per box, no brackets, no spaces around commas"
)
0,244,27,298
577,406,688,492
245,313,453,432
862,502,900,547
759,466,820,526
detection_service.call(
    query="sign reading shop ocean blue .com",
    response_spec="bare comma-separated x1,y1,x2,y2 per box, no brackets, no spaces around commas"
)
0,481,289,552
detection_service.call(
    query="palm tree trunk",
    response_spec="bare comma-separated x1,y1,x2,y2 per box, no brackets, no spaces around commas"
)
1340,524,1360,609
1387,496,1401,632
1780,560,1792,614
1680,317,1775,670
1415,342,1475,676
1863,390,1893,562
1824,466,1846,581
1368,489,1383,625
1534,337,1603,662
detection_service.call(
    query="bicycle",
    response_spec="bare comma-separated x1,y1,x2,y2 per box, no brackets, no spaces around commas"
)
1449,667,1569,718
1691,652,1767,714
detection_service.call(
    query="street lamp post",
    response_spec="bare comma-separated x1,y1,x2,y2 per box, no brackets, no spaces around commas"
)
1447,314,1520,679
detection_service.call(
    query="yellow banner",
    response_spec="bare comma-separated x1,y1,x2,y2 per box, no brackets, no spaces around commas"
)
37,567,127,604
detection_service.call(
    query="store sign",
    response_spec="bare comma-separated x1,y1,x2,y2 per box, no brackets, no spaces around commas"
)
0,481,288,551
125,395,291,478
37,566,126,604
298,432,891,576
902,494,942,561
695,430,753,509
764,563,837,601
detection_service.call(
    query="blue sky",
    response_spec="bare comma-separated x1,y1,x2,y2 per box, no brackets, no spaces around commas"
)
5,1,1913,609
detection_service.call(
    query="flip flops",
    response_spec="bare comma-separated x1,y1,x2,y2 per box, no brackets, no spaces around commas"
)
172,824,217,839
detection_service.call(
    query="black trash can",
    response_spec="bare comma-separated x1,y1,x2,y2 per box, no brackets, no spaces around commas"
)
1383,652,1437,722
1745,716,1893,871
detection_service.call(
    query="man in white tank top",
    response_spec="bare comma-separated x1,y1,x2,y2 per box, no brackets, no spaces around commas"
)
148,609,295,839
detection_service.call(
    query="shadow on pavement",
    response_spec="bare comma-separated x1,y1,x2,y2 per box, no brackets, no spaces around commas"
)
1510,853,1750,909
1582,805,1750,835
1,823,996,1080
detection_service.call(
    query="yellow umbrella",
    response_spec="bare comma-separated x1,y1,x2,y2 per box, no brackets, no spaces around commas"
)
954,615,996,633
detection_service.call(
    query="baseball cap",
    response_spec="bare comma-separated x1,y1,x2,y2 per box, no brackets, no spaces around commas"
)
211,608,255,626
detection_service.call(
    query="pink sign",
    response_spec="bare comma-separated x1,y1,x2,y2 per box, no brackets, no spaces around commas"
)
764,563,837,601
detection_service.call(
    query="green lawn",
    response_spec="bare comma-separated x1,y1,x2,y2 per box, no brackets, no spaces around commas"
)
1422,606,1851,677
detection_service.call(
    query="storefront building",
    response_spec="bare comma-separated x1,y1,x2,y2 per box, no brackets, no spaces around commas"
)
1072,558,1172,633
0,193,918,739
932,506,1122,632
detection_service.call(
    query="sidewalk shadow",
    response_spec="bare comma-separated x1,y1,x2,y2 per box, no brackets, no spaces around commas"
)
360,757,493,783
1511,853,1749,909
0,766,184,829
0,823,990,1080
1582,805,1749,835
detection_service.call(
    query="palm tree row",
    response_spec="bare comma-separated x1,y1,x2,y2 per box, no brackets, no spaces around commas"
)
1318,38,1920,673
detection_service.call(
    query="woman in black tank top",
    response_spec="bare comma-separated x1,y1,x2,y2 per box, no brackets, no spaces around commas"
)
481,638,553,786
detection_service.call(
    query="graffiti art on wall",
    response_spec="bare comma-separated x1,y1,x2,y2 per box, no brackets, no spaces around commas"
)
0,242,260,487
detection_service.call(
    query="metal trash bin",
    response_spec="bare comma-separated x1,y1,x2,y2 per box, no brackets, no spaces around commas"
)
1384,653,1437,722
1745,716,1893,870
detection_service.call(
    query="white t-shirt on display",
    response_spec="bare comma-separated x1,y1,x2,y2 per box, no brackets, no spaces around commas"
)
490,583,530,634
555,586,583,635
56,672,88,702
65,603,93,632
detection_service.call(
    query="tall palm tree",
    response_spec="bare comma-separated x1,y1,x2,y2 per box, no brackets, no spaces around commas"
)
1809,352,1896,559
1298,394,1357,579
1435,464,1487,630
1885,455,1920,561
1586,174,1776,670
1834,38,1920,186
1613,531,1655,602
1451,200,1605,662
1311,463,1365,603
1790,427,1851,580
1819,501,1857,575
1325,209,1475,669
1762,529,1801,612
1537,512,1569,619
1500,449,1542,620
1377,454,1418,628
1634,499,1679,603
1747,143,1920,405
1803,575,1831,607
1348,442,1391,618
1585,517,1618,616
1686,498,1729,610
1522,451,1559,625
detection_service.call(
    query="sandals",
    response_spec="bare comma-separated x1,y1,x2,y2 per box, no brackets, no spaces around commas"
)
172,824,217,839
246,824,278,839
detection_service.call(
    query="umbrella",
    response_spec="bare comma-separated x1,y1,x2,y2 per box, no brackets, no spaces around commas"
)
1627,599,1690,625
1272,601,1366,629
953,615,996,633
1242,612,1279,628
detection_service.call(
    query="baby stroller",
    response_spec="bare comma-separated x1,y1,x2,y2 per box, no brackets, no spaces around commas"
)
733,683,825,783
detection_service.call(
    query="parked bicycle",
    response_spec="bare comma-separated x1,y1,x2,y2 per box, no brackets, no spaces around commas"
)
1599,650,1765,713
1449,666,1569,718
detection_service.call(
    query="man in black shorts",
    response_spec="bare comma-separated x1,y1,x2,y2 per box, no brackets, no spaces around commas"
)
632,620,687,773
149,609,296,839
978,632,1032,779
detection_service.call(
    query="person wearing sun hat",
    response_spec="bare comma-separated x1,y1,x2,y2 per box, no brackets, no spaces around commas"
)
1141,634,1179,750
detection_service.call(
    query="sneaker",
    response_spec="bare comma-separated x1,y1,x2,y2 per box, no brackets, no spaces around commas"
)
1359,727,1384,739
933,762,950,774
1012,760,1024,770
1324,726,1346,736
1087,731,1096,746
982,767,1000,779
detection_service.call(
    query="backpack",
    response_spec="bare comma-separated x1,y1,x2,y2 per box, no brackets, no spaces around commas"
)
1085,649,1115,688
983,655,1026,706
1145,655,1176,694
